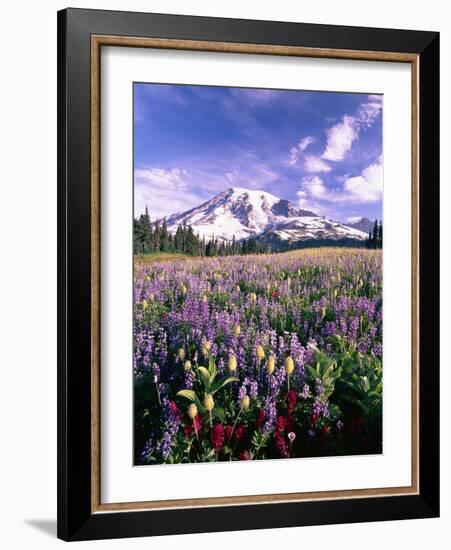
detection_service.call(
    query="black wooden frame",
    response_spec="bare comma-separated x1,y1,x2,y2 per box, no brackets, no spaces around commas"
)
57,8,439,541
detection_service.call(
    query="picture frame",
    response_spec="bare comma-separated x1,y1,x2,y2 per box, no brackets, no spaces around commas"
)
57,7,440,541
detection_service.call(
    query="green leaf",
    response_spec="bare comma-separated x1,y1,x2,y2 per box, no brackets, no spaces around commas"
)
176,389,204,414
213,407,225,422
197,367,211,392
210,376,239,395
208,353,217,382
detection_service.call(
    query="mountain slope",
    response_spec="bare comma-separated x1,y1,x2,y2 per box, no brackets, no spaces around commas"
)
165,187,368,246
347,217,374,235
166,187,315,241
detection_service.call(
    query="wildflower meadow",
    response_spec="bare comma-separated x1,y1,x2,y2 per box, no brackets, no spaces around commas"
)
134,248,383,465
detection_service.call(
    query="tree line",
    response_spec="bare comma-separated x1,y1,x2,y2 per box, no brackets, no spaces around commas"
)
365,219,383,249
134,207,269,257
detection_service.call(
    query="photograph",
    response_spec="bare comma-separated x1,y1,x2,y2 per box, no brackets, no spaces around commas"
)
133,83,384,465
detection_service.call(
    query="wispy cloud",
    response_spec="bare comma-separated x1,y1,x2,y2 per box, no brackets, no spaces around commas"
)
134,168,201,219
322,96,382,162
288,136,315,165
303,154,331,173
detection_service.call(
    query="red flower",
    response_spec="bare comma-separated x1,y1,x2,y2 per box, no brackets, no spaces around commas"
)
184,425,193,437
321,425,330,435
169,401,179,415
225,425,233,440
212,424,225,450
235,424,246,442
272,290,280,299
287,390,297,414
193,415,202,432
255,409,265,428
285,415,295,432
239,450,250,460
274,432,289,458
310,413,318,427
276,416,286,433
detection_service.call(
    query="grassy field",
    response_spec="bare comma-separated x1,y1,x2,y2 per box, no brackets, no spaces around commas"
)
134,252,188,265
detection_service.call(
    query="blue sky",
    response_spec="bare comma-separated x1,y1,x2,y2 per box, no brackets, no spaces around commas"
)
134,83,382,223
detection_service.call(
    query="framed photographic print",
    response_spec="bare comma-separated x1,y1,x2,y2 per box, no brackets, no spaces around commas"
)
57,8,440,541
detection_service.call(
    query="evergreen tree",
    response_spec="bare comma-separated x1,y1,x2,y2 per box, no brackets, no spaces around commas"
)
160,218,170,252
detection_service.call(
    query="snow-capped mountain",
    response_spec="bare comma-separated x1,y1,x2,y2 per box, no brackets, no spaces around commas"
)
165,187,367,246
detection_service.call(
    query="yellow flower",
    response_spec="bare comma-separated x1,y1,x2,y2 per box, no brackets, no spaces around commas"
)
284,356,295,376
202,294,208,303
204,341,212,351
145,275,151,282
184,360,192,371
266,355,275,376
236,285,241,292
256,345,265,361
240,395,250,410
204,394,214,412
142,299,148,312
180,283,187,295
228,354,237,373
188,403,198,419
321,306,327,319
149,292,154,302
178,348,186,361
250,292,257,303
233,323,241,337
333,289,338,299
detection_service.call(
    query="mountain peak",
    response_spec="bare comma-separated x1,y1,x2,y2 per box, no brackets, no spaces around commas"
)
165,186,367,244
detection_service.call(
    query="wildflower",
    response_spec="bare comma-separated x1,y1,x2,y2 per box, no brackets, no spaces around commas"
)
145,275,151,282
266,355,275,375
225,425,233,440
284,356,294,375
184,360,192,371
228,354,237,373
235,424,246,441
142,299,148,312
212,424,225,450
149,292,154,302
233,323,241,337
202,340,212,356
256,344,265,361
202,294,208,303
287,390,297,414
187,403,198,419
180,283,187,295
250,292,257,303
255,409,265,429
177,348,186,361
204,394,214,412
321,306,327,319
240,395,250,410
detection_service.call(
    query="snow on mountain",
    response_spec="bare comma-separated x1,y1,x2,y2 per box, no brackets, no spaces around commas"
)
346,217,374,235
165,187,368,245
257,216,368,245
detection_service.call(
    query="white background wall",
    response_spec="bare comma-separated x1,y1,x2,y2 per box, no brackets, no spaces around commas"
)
0,0,448,547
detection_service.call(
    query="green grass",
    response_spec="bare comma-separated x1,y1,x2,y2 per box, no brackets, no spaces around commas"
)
134,252,188,264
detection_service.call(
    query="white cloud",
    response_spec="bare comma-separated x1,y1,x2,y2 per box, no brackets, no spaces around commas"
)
322,96,382,162
357,97,383,129
299,175,327,198
134,167,200,219
322,115,358,161
287,136,315,165
303,154,331,173
343,158,383,203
